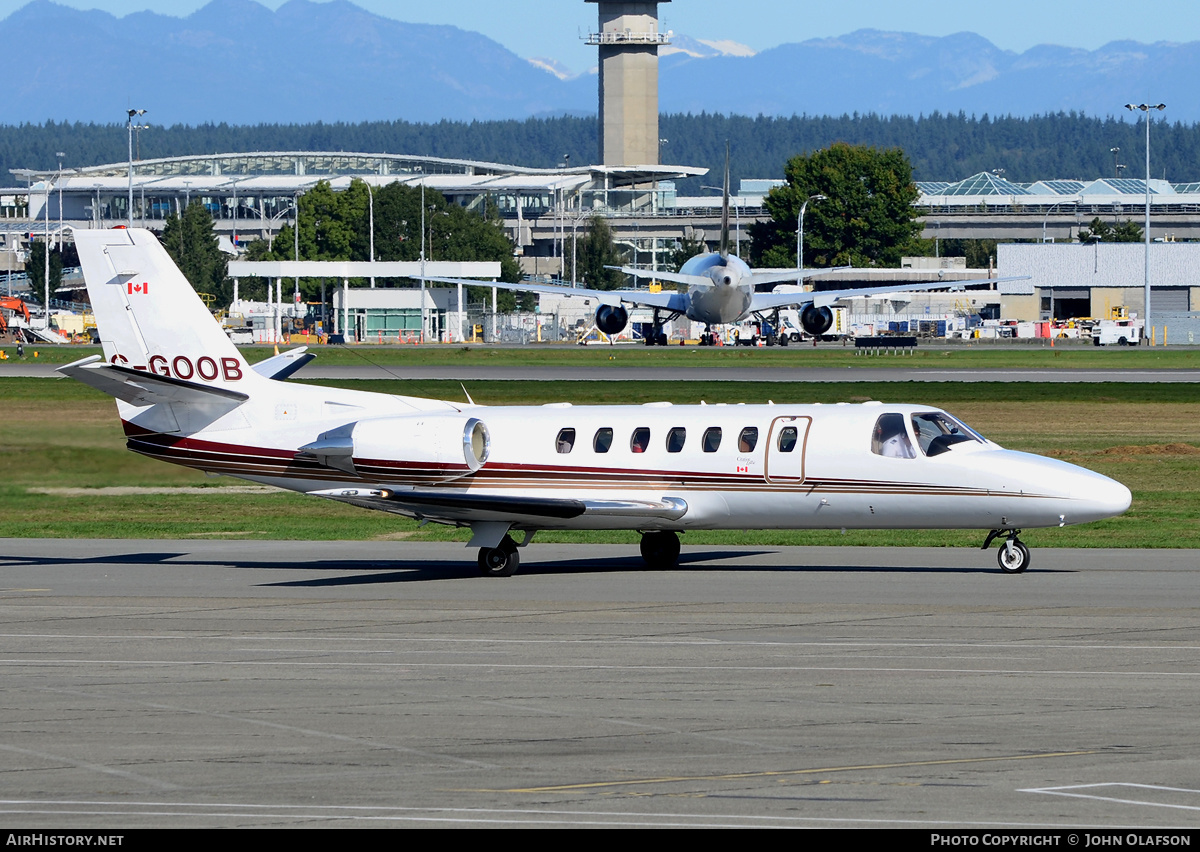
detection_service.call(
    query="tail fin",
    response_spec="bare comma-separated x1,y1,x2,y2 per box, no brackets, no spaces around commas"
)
718,141,731,259
74,228,253,389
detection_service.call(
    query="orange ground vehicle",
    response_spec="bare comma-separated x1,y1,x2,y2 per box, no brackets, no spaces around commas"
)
0,296,31,332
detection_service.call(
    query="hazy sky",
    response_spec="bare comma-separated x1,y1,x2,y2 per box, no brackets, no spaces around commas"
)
5,0,1197,74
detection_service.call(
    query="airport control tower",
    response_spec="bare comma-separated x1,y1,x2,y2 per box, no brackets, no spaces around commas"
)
586,1,671,166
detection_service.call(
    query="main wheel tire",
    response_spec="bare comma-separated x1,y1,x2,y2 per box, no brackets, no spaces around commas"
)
478,535,520,577
639,531,681,569
996,540,1030,574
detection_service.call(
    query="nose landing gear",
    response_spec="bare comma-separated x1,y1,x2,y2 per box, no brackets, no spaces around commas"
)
983,529,1030,574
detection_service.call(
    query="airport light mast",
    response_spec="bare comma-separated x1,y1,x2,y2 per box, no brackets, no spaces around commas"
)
1125,102,1166,337
126,108,147,228
797,194,826,284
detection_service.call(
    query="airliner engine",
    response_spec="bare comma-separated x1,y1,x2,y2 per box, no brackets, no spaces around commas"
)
595,304,629,335
800,305,834,336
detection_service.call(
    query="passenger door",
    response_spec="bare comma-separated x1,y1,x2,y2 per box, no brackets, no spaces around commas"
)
764,416,811,484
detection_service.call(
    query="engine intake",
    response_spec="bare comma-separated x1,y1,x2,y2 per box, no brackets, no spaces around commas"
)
595,304,629,335
800,304,834,336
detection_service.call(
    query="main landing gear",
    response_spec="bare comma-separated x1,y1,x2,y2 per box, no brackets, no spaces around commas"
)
478,534,520,577
982,529,1030,574
639,531,681,569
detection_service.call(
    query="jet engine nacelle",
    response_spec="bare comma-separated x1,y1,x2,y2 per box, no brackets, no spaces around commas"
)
595,304,629,335
303,414,490,481
800,304,834,336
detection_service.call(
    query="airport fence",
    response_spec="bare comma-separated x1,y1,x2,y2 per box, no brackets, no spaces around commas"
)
1153,311,1200,345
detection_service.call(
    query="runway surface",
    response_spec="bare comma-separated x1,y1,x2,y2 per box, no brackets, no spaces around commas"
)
6,362,1200,382
2,539,1199,828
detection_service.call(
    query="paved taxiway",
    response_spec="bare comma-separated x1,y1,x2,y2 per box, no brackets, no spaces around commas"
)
6,362,1200,382
2,539,1199,828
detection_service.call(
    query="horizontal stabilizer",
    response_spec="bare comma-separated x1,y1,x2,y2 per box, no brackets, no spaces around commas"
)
58,355,249,407
252,347,316,381
611,266,712,289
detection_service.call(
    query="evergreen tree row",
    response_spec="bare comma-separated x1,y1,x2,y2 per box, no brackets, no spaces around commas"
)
2,112,1196,196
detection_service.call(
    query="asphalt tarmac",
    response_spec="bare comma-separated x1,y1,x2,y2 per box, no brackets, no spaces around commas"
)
2,539,1199,828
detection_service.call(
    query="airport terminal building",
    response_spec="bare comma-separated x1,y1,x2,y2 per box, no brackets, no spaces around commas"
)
6,155,1200,330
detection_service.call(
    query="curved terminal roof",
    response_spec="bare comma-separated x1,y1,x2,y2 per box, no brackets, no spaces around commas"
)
917,172,1200,209
12,151,705,191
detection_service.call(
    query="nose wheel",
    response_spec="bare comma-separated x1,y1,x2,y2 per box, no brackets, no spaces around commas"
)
983,529,1030,574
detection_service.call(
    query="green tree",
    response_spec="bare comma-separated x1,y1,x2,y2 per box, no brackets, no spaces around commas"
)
368,182,525,308
25,242,62,304
574,215,625,290
750,143,923,269
297,179,359,261
1077,217,1143,243
670,236,707,272
162,200,231,306
241,179,525,311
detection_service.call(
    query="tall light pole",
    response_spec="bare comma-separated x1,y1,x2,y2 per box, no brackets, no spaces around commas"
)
420,180,427,342
796,194,826,283
126,108,146,227
56,152,64,242
1041,198,1079,243
363,180,375,288
1125,102,1166,334
43,175,50,327
229,178,240,248
1110,147,1121,179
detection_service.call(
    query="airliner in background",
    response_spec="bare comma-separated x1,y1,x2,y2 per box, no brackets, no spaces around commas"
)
60,228,1129,577
432,156,1019,345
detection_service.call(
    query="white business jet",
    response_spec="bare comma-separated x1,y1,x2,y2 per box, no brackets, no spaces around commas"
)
60,228,1130,576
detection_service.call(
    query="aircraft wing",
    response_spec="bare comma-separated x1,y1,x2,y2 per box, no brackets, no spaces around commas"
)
308,487,687,522
58,355,250,406
748,276,1027,312
424,276,688,312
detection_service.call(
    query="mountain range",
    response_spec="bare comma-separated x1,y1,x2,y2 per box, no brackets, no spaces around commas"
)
3,0,1196,126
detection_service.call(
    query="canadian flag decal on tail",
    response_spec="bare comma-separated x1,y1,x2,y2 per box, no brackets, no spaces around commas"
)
127,282,149,295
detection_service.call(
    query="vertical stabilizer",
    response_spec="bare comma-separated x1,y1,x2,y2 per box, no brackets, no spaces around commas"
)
719,142,731,259
75,228,253,389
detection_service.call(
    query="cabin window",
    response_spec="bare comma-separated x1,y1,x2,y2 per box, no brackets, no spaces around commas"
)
910,412,982,457
630,427,650,453
777,426,799,453
737,427,759,453
593,427,613,453
556,428,576,454
871,413,916,459
666,427,686,453
702,427,722,453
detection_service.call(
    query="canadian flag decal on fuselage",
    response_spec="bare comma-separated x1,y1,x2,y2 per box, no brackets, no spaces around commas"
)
127,282,149,295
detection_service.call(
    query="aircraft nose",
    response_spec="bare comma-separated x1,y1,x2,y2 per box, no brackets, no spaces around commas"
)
1066,466,1132,523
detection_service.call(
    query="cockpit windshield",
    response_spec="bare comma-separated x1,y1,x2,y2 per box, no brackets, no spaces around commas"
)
910,412,986,456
